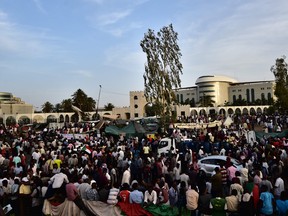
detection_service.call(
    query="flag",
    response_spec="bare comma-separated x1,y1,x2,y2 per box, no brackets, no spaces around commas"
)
82,145,92,154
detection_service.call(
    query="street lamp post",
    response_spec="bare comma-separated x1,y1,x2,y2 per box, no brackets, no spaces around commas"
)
96,85,102,120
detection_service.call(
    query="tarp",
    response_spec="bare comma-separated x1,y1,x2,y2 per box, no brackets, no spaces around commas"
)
145,204,179,216
105,121,146,137
105,125,122,136
117,202,152,216
255,130,288,140
43,199,122,216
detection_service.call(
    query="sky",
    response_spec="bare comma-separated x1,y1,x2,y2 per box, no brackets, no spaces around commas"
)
1,0,288,110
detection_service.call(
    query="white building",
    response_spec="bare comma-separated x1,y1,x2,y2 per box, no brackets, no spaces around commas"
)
0,75,277,124
114,75,276,119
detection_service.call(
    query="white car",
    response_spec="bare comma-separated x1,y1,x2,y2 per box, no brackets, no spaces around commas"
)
197,155,242,177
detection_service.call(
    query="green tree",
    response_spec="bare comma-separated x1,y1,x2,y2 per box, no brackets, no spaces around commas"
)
71,89,96,112
104,103,115,111
54,103,62,112
271,56,288,113
198,95,215,107
140,24,183,122
42,101,54,113
61,99,73,112
232,98,247,106
144,102,162,117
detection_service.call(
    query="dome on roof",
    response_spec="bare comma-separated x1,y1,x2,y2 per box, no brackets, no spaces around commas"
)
195,75,237,85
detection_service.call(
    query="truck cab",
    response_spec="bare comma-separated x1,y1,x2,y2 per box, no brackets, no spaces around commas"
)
157,137,177,156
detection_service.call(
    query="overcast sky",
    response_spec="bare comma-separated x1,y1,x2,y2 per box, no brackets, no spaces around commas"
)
1,0,287,110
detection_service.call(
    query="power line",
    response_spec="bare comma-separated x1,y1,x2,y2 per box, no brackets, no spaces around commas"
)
101,90,128,96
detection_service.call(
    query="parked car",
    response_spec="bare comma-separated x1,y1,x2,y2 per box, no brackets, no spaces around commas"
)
197,155,242,177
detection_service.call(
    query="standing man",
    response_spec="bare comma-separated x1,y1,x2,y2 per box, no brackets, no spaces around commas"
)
186,183,199,216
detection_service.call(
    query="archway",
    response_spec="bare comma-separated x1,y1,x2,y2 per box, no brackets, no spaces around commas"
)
0,117,3,125
33,115,45,123
263,107,268,114
228,108,234,115
65,115,70,122
18,116,31,126
71,114,79,122
219,108,226,116
257,107,262,114
47,115,57,123
250,108,256,115
190,109,198,116
235,108,241,115
6,116,16,126
199,109,206,116
59,115,64,123
242,108,248,115
209,109,216,115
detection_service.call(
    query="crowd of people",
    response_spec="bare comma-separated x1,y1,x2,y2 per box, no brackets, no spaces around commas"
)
0,113,288,216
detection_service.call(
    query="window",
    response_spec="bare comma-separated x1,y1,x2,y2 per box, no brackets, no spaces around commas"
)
239,95,242,100
134,104,138,109
267,87,271,89
238,89,242,92
268,93,271,100
158,141,168,148
199,85,215,88
232,90,236,92
177,94,179,102
246,89,250,102
261,88,264,90
200,159,216,165
199,90,215,93
186,93,190,96
134,96,138,100
233,95,236,103
135,113,138,118
261,93,265,100
251,89,255,102
180,94,183,103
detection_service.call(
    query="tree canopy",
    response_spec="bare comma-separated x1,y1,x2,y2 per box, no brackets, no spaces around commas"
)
271,56,288,113
197,95,215,107
104,103,115,111
40,89,97,118
140,24,183,119
71,89,96,112
41,101,54,113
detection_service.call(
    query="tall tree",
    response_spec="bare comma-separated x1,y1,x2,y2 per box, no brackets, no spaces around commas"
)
271,56,288,113
71,89,96,112
61,99,73,112
198,95,215,107
42,101,54,113
104,103,115,111
140,24,183,121
54,103,62,112
144,102,162,117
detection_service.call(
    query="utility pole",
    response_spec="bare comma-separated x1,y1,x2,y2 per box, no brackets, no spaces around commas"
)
96,85,102,120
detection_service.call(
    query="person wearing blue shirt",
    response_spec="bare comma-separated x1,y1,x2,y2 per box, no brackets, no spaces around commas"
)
259,185,275,216
276,191,288,216
129,180,144,204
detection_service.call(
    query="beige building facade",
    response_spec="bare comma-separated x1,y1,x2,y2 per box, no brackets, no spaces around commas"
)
115,75,276,119
0,75,278,124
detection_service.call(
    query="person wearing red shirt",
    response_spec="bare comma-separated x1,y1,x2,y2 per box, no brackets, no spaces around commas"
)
119,183,130,203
